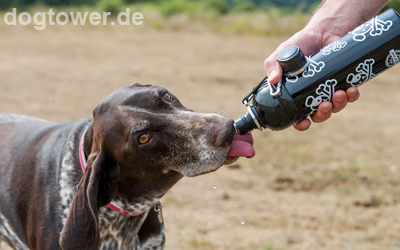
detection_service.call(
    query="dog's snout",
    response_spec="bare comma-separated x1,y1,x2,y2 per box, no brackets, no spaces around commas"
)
213,119,235,148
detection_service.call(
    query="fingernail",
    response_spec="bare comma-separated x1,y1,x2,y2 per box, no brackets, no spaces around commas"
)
335,95,344,102
321,106,331,112
269,70,277,79
349,90,357,96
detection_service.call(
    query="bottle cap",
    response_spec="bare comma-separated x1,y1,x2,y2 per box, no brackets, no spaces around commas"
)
277,46,308,77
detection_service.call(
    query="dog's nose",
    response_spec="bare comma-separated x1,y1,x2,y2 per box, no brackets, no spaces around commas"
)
213,119,235,148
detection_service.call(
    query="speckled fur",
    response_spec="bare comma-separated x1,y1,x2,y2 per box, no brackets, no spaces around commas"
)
58,127,164,250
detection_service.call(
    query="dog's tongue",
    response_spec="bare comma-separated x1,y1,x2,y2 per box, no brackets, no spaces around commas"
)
228,132,255,158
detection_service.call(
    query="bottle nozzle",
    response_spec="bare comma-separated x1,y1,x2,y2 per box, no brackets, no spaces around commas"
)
234,108,260,135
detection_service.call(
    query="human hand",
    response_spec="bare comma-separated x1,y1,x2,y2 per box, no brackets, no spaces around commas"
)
264,27,360,131
293,88,359,131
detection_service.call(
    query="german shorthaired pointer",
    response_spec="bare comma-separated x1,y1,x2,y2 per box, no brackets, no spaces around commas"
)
0,83,254,250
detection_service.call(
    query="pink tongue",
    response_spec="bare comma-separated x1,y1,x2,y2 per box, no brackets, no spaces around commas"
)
228,132,255,158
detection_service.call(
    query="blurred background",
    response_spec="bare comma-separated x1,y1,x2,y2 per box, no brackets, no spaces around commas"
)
1,1,400,249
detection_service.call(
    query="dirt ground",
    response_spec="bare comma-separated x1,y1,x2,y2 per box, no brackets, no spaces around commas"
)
1,22,400,250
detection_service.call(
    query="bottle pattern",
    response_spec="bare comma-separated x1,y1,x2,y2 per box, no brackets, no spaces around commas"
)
286,58,325,83
304,13,397,112
305,79,337,112
322,40,347,55
386,49,400,67
352,16,392,42
346,59,376,87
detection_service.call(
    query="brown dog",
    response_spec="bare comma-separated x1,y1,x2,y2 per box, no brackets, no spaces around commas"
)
0,83,254,250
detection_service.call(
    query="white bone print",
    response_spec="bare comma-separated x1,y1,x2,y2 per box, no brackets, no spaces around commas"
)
385,49,400,68
322,40,347,55
352,16,392,42
346,59,375,87
305,79,337,113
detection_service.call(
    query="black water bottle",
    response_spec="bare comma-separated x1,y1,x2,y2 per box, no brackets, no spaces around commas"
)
235,8,400,134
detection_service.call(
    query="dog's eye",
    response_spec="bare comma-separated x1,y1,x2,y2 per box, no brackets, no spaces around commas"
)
162,93,171,102
138,133,151,144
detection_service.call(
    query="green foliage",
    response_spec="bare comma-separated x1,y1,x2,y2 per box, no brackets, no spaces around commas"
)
233,1,256,12
383,0,400,12
0,0,321,12
97,0,124,15
0,0,14,11
157,0,230,17
203,0,229,14
124,0,158,3
0,0,35,11
262,243,275,250
1,0,398,14
159,0,197,17
41,0,97,6
0,0,97,10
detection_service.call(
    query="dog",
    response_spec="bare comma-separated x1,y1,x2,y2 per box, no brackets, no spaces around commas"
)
0,83,254,250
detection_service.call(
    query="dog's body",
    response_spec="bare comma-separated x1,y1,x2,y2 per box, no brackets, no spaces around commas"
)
0,84,251,250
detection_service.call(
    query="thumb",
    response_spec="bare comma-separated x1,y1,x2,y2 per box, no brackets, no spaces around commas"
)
264,37,299,84
264,58,282,84
264,47,284,84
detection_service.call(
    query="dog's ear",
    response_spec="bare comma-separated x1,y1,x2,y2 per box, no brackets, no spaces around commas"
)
59,144,120,250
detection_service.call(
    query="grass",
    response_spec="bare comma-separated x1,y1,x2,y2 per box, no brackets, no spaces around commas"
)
120,2,309,36
0,1,310,36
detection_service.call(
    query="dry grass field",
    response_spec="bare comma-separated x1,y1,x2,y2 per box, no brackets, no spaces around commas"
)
1,21,400,250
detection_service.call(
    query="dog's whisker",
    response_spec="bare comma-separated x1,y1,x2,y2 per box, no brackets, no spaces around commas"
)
222,111,232,118
217,109,228,117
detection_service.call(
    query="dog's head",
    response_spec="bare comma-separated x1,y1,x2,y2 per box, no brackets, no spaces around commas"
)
100,83,240,177
60,83,254,250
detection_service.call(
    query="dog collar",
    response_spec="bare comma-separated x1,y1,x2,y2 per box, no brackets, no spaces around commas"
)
79,132,143,217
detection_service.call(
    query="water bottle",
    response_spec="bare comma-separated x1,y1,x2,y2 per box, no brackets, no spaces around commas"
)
234,8,400,134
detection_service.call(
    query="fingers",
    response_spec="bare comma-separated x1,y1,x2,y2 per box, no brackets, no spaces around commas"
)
264,32,360,132
346,87,360,102
331,88,360,113
264,54,283,84
264,30,319,84
293,118,311,131
268,67,282,84
298,88,360,131
264,41,295,84
332,90,347,113
311,101,332,123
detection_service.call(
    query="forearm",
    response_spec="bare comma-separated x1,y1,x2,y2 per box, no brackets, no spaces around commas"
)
305,0,390,46
314,0,389,22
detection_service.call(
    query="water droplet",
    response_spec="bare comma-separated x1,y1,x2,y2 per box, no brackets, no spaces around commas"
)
241,220,245,225
213,185,217,189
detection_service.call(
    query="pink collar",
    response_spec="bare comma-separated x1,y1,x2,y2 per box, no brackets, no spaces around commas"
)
79,132,142,217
